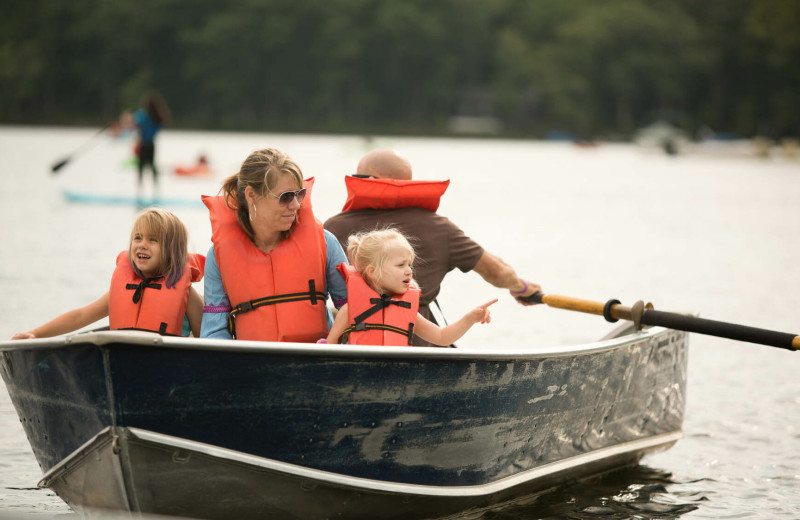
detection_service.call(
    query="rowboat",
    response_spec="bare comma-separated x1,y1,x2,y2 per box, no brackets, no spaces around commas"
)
0,321,688,520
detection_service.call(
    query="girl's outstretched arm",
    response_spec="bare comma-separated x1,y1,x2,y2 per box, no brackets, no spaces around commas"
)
12,292,110,340
186,286,204,337
326,303,350,344
414,299,498,347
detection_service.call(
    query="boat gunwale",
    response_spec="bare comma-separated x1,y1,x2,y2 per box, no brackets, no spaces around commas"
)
0,326,680,361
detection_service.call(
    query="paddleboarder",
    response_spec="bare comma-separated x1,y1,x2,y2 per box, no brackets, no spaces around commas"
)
132,90,171,199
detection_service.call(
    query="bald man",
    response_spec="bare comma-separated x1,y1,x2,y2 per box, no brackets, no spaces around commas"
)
324,149,541,347
354,148,414,180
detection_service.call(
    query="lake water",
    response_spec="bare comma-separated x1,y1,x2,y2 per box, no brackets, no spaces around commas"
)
0,127,798,518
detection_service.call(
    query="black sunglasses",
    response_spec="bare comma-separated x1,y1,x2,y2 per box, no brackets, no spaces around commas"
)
267,188,307,205
351,174,376,179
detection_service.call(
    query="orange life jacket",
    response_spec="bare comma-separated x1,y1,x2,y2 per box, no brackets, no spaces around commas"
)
336,263,419,346
341,176,450,212
108,251,205,336
202,178,328,342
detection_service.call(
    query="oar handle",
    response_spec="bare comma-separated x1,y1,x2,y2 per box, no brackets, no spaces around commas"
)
519,292,640,323
520,292,544,305
519,292,799,351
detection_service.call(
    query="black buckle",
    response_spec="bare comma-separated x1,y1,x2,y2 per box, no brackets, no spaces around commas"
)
309,280,318,305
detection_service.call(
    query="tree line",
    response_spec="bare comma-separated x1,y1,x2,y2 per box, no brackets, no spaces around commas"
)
2,0,798,140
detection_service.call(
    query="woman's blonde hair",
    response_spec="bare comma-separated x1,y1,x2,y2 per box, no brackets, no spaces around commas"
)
347,228,415,294
128,208,188,288
220,148,304,242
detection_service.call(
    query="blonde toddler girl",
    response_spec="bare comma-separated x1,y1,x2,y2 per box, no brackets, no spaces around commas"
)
327,228,496,346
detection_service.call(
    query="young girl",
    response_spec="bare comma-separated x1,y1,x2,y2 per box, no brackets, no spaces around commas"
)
12,208,205,340
327,228,497,346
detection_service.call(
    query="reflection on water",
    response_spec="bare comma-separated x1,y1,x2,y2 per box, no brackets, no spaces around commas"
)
478,465,703,519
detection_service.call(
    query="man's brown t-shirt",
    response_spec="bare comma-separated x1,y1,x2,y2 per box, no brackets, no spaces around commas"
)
324,207,484,346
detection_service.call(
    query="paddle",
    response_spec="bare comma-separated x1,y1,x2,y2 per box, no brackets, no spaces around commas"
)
518,292,799,352
51,125,111,174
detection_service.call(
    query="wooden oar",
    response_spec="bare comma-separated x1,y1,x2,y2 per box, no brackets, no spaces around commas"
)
518,292,799,352
51,125,110,174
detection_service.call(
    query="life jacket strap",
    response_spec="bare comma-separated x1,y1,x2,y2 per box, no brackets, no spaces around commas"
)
114,326,179,337
339,293,415,345
338,322,413,345
227,279,326,339
126,278,162,304
351,294,412,325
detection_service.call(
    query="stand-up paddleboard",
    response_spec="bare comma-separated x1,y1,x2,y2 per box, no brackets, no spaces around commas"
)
62,189,204,209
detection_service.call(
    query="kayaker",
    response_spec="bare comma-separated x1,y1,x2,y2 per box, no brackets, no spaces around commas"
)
324,148,541,346
174,154,213,176
200,148,348,342
11,208,204,339
326,228,496,346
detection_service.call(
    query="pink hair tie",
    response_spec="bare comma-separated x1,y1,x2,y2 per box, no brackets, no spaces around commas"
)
511,281,528,296
316,338,328,344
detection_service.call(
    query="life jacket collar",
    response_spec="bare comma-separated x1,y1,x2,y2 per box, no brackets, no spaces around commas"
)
341,176,450,212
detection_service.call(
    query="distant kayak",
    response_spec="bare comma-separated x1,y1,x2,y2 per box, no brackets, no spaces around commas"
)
61,189,204,209
173,164,213,176
173,155,213,176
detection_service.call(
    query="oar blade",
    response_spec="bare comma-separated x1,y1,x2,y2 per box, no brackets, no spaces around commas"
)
51,157,70,174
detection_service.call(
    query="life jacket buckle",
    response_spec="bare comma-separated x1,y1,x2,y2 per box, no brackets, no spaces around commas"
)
240,301,254,313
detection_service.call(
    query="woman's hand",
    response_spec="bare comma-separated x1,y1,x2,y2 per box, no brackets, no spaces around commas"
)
12,332,35,340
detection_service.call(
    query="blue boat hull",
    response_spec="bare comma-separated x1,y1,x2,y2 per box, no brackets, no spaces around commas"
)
0,328,687,519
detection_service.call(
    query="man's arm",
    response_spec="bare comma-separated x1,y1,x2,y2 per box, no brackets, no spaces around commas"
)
471,251,542,305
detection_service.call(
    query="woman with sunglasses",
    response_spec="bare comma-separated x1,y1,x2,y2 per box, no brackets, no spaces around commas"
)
200,148,348,342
